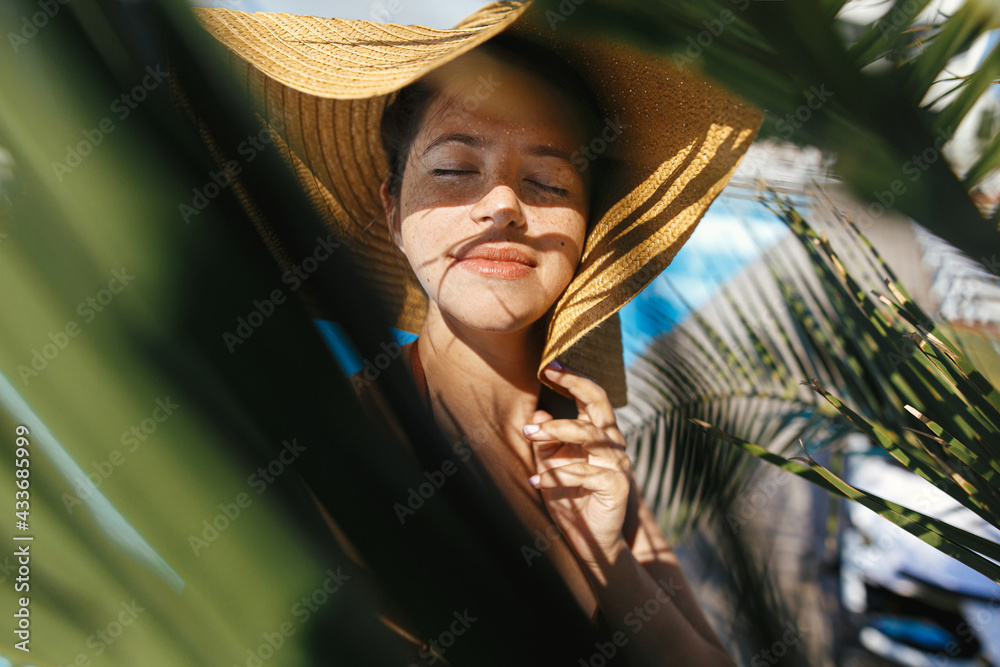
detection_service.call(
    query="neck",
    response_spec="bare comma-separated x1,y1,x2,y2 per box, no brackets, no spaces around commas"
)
417,302,544,446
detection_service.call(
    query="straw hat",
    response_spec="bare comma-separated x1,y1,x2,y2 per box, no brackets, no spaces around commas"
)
191,1,761,407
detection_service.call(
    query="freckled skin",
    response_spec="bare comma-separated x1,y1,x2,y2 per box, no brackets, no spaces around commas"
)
383,50,589,335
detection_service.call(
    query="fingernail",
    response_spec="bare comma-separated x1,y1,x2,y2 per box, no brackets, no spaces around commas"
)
528,474,541,486
548,360,564,370
523,424,540,436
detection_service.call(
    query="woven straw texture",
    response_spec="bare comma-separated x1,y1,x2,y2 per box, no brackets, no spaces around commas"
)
193,1,761,406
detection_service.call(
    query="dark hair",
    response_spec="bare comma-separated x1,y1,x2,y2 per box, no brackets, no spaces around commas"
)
379,33,606,207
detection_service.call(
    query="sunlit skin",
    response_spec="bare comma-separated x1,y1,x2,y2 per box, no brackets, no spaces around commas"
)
387,50,589,335
379,48,736,666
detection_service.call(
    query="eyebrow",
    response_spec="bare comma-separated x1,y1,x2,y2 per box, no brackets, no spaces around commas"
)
420,133,576,166
524,144,575,165
421,133,487,156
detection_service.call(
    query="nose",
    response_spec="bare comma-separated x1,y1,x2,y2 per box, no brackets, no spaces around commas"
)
469,183,526,230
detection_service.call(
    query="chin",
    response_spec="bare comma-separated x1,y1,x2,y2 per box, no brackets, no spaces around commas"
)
453,310,540,334
438,298,549,335
427,275,566,335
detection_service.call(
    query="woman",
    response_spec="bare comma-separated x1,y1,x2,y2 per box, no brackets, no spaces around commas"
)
379,38,735,666
192,2,760,664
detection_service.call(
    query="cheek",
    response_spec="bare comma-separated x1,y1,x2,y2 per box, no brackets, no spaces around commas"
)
543,212,588,276
396,175,438,257
399,210,441,265
397,208,463,294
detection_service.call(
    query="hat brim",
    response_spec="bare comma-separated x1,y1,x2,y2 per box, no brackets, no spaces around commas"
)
192,1,761,406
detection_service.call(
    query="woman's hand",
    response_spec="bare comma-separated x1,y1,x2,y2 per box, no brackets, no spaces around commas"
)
523,361,633,572
523,363,736,666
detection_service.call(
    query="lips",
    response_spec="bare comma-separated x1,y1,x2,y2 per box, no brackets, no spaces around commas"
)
453,244,537,279
456,245,536,265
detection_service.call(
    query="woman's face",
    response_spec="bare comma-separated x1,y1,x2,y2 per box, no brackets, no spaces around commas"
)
384,50,590,335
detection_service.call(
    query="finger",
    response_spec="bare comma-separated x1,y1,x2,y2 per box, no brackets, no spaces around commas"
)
531,410,554,425
530,439,586,470
523,419,628,465
535,452,586,474
524,419,626,450
528,462,630,499
542,362,617,429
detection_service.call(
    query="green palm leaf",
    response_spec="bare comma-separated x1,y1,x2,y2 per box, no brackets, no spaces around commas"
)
550,0,1000,263
0,1,606,664
622,188,1000,586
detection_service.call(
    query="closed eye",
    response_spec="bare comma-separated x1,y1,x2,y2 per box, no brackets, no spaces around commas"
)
527,179,569,198
432,168,477,177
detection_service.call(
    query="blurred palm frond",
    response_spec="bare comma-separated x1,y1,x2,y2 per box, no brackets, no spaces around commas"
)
622,188,1000,585
556,0,1000,263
